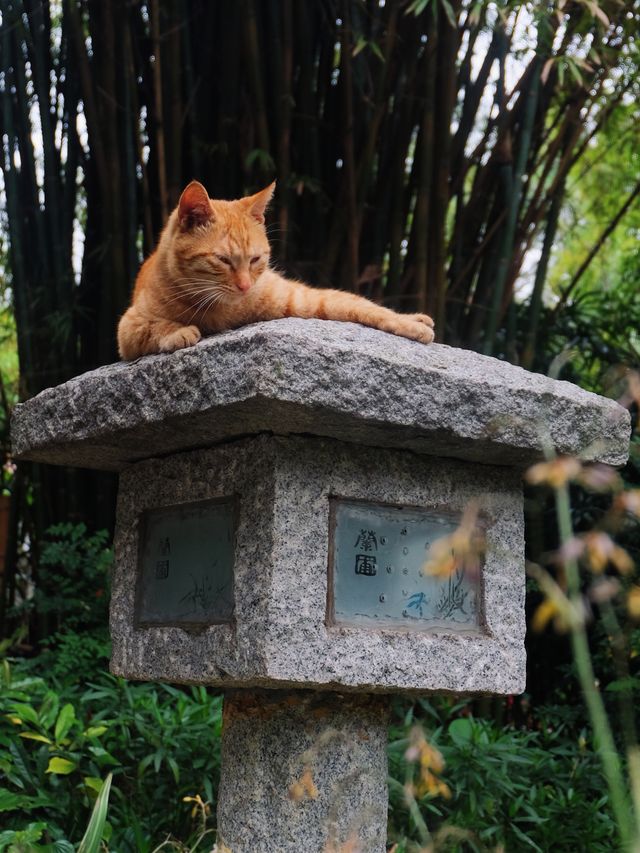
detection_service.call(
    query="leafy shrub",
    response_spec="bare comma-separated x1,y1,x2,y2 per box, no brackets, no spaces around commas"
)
388,702,616,852
33,524,112,633
12,523,112,685
1,652,621,851
34,629,111,685
0,657,220,852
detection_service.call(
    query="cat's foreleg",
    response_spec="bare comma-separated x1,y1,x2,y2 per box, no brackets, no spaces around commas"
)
117,306,201,360
290,285,435,344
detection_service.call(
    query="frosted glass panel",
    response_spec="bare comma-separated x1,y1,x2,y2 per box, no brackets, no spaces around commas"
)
330,500,480,631
136,499,235,626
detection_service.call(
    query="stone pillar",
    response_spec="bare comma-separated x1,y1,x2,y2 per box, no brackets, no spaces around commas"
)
217,690,390,853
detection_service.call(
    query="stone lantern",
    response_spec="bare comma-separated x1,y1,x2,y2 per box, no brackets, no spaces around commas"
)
12,319,630,852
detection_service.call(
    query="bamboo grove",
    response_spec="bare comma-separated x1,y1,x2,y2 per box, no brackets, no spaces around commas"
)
0,0,639,539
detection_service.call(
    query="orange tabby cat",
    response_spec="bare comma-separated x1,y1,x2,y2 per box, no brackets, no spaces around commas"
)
117,181,434,360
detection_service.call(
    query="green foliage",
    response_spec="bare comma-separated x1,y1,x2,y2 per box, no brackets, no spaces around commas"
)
0,656,221,852
0,822,74,853
388,703,616,852
11,523,114,684
0,647,627,851
533,274,640,398
549,103,640,304
32,524,112,633
77,773,112,853
32,629,111,685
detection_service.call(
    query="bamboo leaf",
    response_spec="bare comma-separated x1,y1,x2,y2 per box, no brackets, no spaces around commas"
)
54,703,76,742
77,772,113,853
83,776,105,794
406,0,433,16
9,703,38,725
584,0,610,27
467,2,483,26
167,755,180,784
84,725,108,738
138,753,154,777
352,35,367,57
567,58,584,87
46,757,76,775
245,148,276,172
439,0,457,28
541,58,554,84
369,41,385,63
18,732,52,744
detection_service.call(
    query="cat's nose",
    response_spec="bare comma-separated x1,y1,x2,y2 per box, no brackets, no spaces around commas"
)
235,273,251,292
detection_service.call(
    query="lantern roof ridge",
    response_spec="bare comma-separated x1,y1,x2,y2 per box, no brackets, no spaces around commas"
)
11,318,630,471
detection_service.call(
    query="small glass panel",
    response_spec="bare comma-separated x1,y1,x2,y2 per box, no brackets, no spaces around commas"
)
330,500,480,631
136,499,235,626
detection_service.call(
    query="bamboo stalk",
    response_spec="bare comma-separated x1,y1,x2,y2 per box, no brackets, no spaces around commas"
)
0,0,34,388
22,0,64,288
149,0,169,221
66,0,109,193
243,0,271,174
414,8,436,314
339,1,358,291
278,0,293,258
482,58,541,355
430,2,459,335
180,0,202,182
123,11,154,254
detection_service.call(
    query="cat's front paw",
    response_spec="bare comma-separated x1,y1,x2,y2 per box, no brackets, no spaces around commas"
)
410,312,435,330
403,315,435,344
158,325,202,353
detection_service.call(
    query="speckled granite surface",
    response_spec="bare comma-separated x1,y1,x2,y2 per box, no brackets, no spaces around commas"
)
111,435,525,695
217,690,389,853
12,319,630,470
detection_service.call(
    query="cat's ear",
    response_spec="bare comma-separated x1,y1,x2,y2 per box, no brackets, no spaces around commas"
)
244,182,276,224
178,181,213,230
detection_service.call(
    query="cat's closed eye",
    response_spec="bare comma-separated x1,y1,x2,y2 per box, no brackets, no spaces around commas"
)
215,254,232,266
250,256,261,264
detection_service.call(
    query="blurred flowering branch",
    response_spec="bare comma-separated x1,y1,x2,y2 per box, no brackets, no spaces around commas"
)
526,449,640,850
423,504,485,581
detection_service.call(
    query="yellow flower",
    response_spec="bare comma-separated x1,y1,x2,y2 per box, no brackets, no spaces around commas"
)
289,766,318,801
416,768,452,799
614,490,640,519
288,781,305,801
405,726,451,800
577,464,622,493
182,794,210,818
423,504,484,579
628,586,640,620
531,599,560,632
583,532,634,575
525,457,582,489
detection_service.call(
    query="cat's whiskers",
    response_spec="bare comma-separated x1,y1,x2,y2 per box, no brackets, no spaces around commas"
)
163,279,233,309
180,280,235,314
185,289,229,324
162,288,212,308
168,281,211,296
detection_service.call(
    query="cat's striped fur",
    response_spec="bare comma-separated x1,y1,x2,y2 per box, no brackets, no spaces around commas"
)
117,181,434,360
